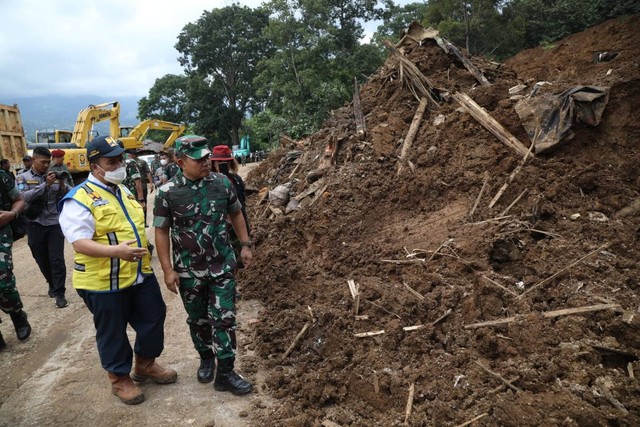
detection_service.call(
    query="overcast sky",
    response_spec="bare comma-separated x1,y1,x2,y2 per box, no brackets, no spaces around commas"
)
0,0,405,100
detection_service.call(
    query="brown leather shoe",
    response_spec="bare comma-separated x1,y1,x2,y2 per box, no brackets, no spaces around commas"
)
131,356,178,384
107,373,145,405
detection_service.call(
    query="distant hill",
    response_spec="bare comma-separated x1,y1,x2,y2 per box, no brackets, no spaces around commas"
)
1,95,140,143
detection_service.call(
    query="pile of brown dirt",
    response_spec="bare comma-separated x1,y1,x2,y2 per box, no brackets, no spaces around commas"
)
239,15,640,426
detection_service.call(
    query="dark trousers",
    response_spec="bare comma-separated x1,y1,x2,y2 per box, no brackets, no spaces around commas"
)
77,274,166,375
27,222,66,297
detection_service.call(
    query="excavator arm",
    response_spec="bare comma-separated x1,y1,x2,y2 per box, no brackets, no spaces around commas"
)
71,101,121,147
118,119,186,150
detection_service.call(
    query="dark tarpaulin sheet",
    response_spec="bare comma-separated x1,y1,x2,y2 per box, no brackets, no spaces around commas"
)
514,86,610,153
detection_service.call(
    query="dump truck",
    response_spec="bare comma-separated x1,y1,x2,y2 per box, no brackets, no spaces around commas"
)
0,103,29,172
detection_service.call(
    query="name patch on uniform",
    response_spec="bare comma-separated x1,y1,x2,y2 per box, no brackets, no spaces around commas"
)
92,199,110,207
27,180,40,185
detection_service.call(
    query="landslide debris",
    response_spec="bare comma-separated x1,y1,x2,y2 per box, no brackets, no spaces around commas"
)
240,15,640,426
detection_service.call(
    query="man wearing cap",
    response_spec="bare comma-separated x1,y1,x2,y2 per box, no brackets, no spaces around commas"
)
131,150,153,227
154,135,253,395
59,135,177,405
122,150,145,214
210,145,250,269
16,156,32,176
48,149,74,187
17,146,69,308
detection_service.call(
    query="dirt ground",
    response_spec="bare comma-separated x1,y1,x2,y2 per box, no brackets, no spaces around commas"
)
237,15,640,427
0,162,271,427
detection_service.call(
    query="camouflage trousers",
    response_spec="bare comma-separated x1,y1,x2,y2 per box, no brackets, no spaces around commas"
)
0,239,22,324
178,272,237,360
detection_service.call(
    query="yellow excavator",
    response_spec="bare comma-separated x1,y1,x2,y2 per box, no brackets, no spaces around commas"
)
28,101,142,176
118,119,186,150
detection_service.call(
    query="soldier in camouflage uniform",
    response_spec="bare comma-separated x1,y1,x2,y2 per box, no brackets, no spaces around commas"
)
0,169,31,350
154,135,253,395
127,150,152,226
122,151,145,208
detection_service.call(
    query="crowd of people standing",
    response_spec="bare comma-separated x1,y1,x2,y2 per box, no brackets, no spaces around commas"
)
0,136,255,404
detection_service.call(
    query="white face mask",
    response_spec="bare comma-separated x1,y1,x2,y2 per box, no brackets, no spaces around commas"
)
98,165,127,185
160,159,168,166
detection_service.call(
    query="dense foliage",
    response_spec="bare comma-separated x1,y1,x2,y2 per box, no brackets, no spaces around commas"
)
138,0,639,150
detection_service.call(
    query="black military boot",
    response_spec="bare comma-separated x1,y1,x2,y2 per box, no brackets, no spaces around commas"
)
213,357,252,395
0,330,6,350
10,310,31,341
197,358,215,383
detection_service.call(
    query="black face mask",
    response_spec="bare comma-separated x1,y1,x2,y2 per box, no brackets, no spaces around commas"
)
218,162,230,176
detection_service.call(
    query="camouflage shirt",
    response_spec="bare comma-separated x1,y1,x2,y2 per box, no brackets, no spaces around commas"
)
122,159,142,198
153,172,242,279
135,158,151,185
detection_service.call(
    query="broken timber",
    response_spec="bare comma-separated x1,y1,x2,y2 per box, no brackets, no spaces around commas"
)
465,303,622,329
452,92,530,157
383,39,439,106
347,279,361,316
474,361,522,393
353,77,366,135
398,97,428,175
439,37,491,86
282,321,312,359
404,383,415,426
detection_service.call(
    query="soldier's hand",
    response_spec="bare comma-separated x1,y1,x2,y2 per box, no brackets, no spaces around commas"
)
164,269,180,294
240,247,252,269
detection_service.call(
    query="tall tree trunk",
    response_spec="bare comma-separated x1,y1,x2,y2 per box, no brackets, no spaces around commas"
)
230,127,240,148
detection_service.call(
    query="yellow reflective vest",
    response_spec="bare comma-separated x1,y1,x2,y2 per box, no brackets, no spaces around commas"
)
66,182,152,291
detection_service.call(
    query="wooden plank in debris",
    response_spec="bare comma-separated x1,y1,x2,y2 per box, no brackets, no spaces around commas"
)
294,179,327,202
308,183,329,207
440,37,491,86
465,303,621,329
383,39,439,106
282,321,311,359
354,330,385,338
452,92,530,157
398,97,428,175
404,383,415,426
519,243,611,298
347,279,361,316
353,77,366,135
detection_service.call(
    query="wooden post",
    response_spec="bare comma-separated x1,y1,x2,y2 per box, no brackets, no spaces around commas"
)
353,77,366,135
398,97,428,175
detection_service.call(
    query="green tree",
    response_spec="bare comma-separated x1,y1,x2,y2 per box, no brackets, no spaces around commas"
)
175,4,270,147
253,0,387,140
373,2,428,44
137,74,191,123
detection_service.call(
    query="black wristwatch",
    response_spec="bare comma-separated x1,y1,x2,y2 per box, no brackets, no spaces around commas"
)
240,241,252,247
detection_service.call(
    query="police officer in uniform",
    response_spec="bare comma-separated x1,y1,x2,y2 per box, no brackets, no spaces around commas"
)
17,146,69,308
59,135,176,405
0,169,30,350
154,135,253,395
